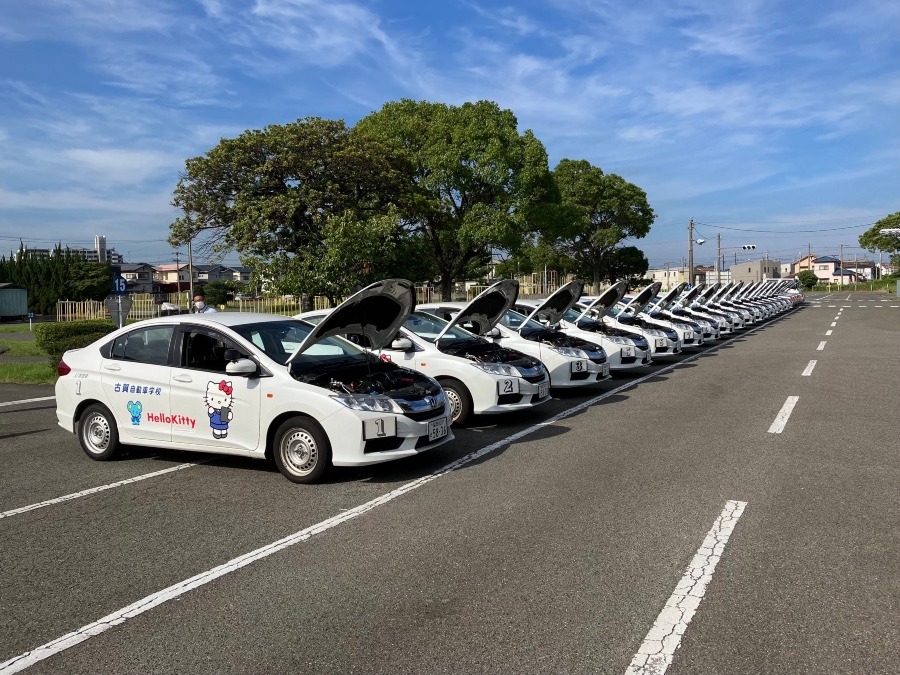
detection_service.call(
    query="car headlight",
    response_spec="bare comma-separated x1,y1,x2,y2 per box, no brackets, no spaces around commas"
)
644,329,664,338
332,394,402,413
471,362,519,377
552,346,589,359
608,335,629,345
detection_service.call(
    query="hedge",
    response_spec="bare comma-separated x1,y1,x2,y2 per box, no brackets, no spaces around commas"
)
34,320,117,370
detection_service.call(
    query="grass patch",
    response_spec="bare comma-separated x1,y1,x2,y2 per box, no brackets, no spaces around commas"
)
0,362,57,385
0,323,37,333
0,339,46,357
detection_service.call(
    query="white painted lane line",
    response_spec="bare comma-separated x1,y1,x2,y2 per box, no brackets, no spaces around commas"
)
830,322,837,327
0,314,790,675
625,500,748,675
817,341,827,350
873,306,881,308
827,305,836,307
0,396,55,408
0,462,207,521
768,396,800,433
892,306,900,308
825,330,833,336
833,316,840,321
801,360,817,376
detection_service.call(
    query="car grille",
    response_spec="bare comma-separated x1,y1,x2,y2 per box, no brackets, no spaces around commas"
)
404,407,445,422
589,355,606,364
498,394,524,404
521,373,545,384
364,437,405,454
570,371,590,380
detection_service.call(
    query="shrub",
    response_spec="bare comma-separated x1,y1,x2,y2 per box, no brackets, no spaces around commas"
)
34,320,117,369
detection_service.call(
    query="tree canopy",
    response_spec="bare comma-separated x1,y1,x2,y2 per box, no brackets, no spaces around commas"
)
539,159,655,292
0,247,111,313
168,101,656,301
859,212,900,268
355,99,556,299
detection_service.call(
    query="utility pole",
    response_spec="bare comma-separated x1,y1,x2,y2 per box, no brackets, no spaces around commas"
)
716,233,721,285
840,243,844,290
688,218,695,287
174,250,181,297
188,237,195,304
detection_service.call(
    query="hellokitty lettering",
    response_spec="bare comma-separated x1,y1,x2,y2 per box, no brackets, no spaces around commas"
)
205,380,234,439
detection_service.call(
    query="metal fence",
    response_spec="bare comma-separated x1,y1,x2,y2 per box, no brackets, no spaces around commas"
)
54,276,574,322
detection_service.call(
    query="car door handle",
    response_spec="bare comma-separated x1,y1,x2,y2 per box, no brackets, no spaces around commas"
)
103,364,122,372
173,374,193,383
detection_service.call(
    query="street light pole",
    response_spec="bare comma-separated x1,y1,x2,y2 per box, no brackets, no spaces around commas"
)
840,243,844,290
716,233,721,285
688,219,694,287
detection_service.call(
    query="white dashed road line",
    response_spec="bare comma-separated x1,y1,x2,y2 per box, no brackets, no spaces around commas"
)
0,396,55,408
801,360,817,377
830,322,837,327
0,462,207,520
768,396,800,434
817,341,827,350
825,330,833,336
625,500,748,675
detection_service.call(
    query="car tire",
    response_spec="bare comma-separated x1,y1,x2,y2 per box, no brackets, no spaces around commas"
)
78,403,121,461
273,416,331,484
440,378,473,426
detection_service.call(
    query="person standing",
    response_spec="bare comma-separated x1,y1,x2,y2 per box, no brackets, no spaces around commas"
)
192,292,217,313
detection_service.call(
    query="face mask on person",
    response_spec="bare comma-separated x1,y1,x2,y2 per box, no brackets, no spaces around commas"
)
194,301,206,310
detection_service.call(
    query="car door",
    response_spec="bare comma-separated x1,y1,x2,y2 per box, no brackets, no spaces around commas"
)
168,326,262,453
99,325,175,443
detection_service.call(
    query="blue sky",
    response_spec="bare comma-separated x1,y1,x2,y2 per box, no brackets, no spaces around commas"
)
1,0,898,271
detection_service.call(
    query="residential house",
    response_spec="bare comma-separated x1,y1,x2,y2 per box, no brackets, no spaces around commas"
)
809,256,857,284
120,263,161,294
647,267,686,291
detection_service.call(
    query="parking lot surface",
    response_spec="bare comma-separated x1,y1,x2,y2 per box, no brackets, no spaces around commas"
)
1,293,897,674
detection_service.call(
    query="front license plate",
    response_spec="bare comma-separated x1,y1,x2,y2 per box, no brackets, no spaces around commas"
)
656,338,666,347
623,347,634,357
601,364,610,377
427,417,448,441
498,378,520,395
538,381,549,398
363,416,397,440
570,359,588,374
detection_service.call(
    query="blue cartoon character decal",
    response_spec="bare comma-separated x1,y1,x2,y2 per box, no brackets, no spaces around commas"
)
126,400,142,425
205,380,234,439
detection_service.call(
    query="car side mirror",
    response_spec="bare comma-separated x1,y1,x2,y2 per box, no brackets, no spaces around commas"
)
390,337,414,351
223,348,241,362
226,358,257,377
486,327,501,338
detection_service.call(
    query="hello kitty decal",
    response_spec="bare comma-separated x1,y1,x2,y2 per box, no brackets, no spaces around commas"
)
205,380,234,439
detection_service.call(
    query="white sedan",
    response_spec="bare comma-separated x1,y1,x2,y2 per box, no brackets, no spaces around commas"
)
55,279,453,483
298,279,551,425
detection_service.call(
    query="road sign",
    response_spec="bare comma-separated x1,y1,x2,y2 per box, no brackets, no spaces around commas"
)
112,276,128,295
105,295,133,328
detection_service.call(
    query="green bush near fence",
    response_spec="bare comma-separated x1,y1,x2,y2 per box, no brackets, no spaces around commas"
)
34,320,117,369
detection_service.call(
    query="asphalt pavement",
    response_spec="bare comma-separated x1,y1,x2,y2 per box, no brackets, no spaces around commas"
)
0,293,897,674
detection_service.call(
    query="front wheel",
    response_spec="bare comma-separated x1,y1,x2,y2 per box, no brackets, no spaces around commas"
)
78,404,121,461
440,379,473,426
273,416,332,484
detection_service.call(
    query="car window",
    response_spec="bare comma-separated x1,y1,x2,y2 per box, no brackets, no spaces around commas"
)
231,319,367,365
180,329,243,373
403,312,476,342
109,326,174,365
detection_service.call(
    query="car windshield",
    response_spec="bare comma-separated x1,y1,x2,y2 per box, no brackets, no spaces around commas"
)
499,310,548,338
403,311,482,346
232,319,369,366
563,308,601,330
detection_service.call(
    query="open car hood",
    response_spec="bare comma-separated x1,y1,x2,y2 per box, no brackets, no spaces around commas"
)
576,280,628,322
650,282,688,312
436,279,519,340
520,280,584,330
696,283,721,305
288,278,416,362
676,283,704,307
621,282,662,315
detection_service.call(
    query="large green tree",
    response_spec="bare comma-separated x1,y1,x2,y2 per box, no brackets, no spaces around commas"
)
859,212,900,270
355,99,555,300
168,117,409,303
546,159,655,293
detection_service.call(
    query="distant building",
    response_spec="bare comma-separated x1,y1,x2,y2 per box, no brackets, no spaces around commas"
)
120,263,162,294
647,267,686,291
808,256,858,284
730,259,781,284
